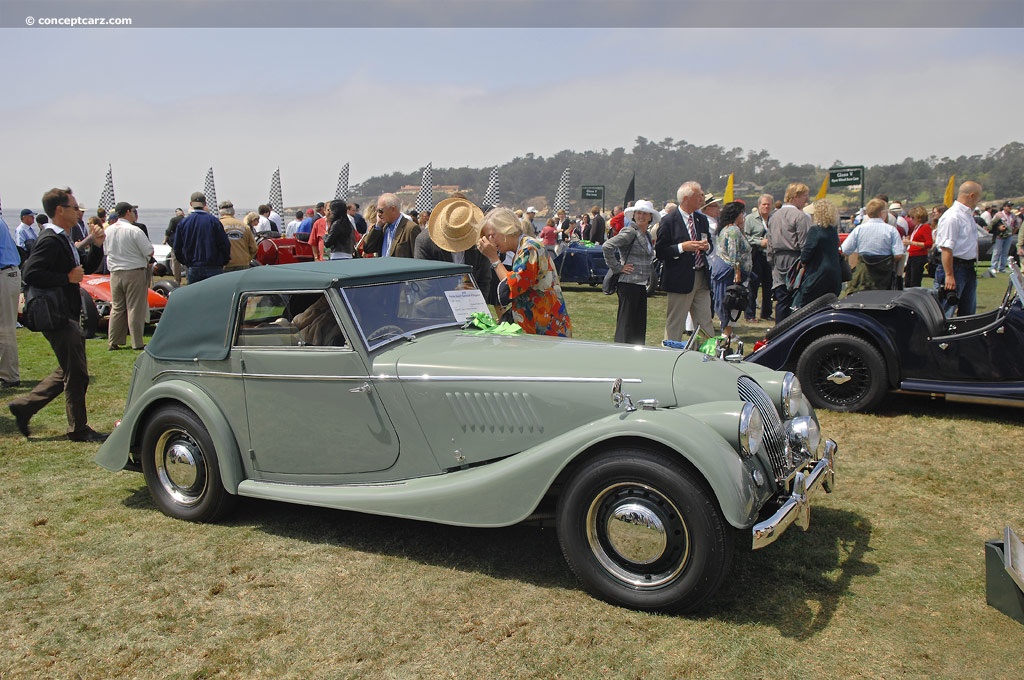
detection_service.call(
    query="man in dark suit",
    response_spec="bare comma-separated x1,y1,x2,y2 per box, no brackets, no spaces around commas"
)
362,192,421,258
586,206,607,244
347,202,368,236
8,187,107,442
655,181,715,341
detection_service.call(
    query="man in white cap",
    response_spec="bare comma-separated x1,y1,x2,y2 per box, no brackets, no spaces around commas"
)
16,209,39,258
522,207,537,235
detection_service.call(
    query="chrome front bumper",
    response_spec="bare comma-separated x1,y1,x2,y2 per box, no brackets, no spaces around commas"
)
751,439,837,550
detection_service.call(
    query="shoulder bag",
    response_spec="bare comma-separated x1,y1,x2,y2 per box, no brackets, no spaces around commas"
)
602,232,638,295
23,285,69,332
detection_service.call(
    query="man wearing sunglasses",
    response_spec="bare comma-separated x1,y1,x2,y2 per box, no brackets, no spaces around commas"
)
8,187,108,442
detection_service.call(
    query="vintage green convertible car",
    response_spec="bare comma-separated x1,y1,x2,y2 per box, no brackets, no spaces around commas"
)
96,258,837,613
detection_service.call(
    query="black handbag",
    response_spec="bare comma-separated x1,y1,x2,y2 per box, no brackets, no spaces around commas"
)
23,285,69,332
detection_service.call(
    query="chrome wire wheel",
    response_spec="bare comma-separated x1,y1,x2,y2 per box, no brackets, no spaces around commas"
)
153,427,208,507
585,482,690,588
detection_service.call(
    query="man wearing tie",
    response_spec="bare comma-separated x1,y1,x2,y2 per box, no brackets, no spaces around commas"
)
655,181,714,341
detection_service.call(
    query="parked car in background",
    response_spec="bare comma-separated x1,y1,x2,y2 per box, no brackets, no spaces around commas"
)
745,260,1024,412
555,241,659,295
96,258,838,614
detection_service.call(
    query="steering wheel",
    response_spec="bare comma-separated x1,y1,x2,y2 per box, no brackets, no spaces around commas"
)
367,324,404,344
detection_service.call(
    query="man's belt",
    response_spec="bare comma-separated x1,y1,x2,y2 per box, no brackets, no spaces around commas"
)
953,257,976,266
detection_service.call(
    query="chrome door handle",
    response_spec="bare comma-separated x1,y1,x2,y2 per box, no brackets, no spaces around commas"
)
349,382,372,393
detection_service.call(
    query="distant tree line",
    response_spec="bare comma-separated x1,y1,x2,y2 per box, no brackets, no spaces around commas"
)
352,138,1024,214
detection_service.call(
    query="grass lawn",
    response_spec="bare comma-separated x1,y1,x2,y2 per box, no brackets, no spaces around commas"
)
2,268,1022,678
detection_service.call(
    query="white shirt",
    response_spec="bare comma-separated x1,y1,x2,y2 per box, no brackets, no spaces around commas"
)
285,219,302,238
257,216,274,233
104,218,154,270
269,210,284,232
933,200,979,260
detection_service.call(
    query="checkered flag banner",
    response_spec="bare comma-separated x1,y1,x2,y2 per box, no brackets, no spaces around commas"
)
269,168,284,214
204,167,218,214
335,163,350,201
98,164,116,214
415,163,434,213
483,167,500,207
553,167,571,213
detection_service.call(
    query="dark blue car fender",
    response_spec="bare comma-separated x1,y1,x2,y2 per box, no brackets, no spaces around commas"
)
748,310,901,388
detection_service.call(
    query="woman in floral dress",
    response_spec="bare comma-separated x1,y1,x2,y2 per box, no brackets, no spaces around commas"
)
476,207,572,337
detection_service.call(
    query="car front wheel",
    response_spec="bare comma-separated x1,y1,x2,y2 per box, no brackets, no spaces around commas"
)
797,333,887,412
556,449,733,614
141,404,236,522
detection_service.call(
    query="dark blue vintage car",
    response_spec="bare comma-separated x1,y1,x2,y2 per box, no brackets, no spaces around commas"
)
553,241,659,294
744,261,1024,412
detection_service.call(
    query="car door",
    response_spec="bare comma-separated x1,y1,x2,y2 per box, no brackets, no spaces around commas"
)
234,291,400,479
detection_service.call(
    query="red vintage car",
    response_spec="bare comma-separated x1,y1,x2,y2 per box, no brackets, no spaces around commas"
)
78,275,179,339
255,236,315,265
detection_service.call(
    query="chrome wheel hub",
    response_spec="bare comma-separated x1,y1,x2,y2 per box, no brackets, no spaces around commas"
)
586,482,689,588
154,429,207,506
826,371,852,385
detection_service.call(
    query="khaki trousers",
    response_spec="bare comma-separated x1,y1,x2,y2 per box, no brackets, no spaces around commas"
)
664,272,715,342
108,267,149,349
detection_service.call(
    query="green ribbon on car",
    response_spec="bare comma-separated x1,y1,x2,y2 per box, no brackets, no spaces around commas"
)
465,312,523,335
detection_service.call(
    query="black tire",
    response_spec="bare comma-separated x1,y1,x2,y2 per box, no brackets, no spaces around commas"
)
796,333,887,412
556,449,733,614
140,404,236,522
151,280,179,298
764,293,837,342
79,290,99,339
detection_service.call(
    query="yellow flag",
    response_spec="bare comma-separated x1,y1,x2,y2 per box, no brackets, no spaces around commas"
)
723,173,734,203
814,174,828,201
943,175,956,207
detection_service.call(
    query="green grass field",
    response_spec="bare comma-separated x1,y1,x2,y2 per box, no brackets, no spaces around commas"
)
2,269,1022,678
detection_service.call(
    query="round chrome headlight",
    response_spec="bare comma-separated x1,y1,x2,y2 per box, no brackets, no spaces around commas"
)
739,402,764,458
781,373,804,419
785,416,821,455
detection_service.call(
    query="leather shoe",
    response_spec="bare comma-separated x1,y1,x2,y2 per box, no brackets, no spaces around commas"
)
67,427,109,443
1,380,21,388
9,403,31,437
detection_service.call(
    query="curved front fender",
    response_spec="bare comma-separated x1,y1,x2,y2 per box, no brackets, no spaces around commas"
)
748,310,900,386
95,380,246,494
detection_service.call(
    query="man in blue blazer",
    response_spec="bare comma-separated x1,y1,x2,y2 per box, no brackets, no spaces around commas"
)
655,181,715,341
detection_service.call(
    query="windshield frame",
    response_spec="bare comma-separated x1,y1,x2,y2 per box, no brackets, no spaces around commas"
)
339,272,483,351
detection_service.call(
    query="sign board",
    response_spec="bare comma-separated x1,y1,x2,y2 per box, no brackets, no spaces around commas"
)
581,185,604,200
829,166,864,188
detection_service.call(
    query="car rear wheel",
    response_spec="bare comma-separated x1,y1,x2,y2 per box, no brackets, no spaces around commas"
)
151,280,179,298
556,449,733,614
797,333,887,412
141,404,236,522
79,290,99,339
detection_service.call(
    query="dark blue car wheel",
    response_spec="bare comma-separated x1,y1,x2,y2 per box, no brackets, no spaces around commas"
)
797,333,887,412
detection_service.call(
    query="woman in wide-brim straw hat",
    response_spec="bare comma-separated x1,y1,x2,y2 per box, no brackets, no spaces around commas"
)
602,199,657,344
476,207,572,337
418,196,494,305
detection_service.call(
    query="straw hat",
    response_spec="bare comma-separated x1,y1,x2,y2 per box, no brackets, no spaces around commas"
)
427,196,484,252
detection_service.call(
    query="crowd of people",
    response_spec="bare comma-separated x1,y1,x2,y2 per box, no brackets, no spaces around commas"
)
2,177,1019,443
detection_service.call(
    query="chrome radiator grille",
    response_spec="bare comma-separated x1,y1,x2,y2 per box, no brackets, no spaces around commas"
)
737,376,786,482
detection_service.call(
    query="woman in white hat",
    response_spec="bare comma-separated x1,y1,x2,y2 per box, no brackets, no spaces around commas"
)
476,207,572,337
602,199,657,344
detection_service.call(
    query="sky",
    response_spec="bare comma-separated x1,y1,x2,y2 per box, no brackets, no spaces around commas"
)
2,0,1023,212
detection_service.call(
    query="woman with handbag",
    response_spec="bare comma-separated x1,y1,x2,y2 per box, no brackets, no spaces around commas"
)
903,205,934,288
601,200,657,344
712,202,752,339
793,199,843,309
